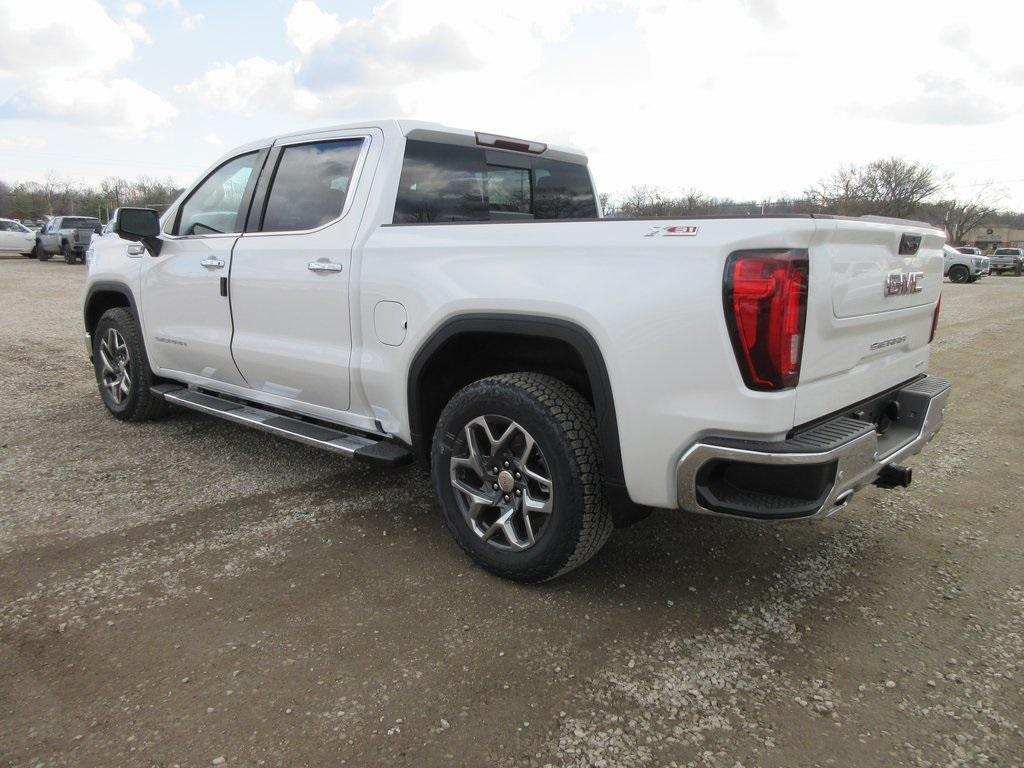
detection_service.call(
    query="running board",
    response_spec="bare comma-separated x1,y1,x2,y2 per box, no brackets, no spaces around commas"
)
152,384,410,467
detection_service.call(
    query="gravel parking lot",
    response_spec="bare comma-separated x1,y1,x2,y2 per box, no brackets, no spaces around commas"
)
1,254,1021,768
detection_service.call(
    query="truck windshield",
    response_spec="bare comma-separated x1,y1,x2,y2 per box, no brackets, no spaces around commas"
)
393,140,598,224
63,218,101,228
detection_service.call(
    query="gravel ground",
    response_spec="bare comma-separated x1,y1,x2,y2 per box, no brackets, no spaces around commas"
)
1,254,1021,768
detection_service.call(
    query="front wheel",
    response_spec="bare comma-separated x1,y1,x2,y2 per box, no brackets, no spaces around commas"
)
93,308,166,422
948,265,970,283
431,373,613,583
35,242,49,261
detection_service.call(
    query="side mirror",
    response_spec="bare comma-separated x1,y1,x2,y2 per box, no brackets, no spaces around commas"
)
114,208,162,255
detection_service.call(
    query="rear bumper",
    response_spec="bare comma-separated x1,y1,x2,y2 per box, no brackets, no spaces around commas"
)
676,375,951,520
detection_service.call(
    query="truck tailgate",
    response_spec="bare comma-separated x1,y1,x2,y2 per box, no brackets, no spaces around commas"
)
795,217,944,425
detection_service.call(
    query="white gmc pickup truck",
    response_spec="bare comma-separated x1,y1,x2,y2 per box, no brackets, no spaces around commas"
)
84,120,950,582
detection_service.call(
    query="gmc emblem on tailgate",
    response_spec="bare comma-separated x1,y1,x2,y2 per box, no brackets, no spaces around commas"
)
884,271,924,297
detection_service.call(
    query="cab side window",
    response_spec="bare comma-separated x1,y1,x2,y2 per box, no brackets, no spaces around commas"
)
259,139,365,233
174,153,258,236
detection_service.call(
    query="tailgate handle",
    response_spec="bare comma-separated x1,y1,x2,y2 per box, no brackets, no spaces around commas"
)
899,234,922,256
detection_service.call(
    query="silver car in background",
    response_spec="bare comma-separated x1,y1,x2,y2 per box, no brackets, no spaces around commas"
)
943,245,988,283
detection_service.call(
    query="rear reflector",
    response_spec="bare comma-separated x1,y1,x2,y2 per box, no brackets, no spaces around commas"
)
724,249,809,391
929,294,941,343
475,132,546,155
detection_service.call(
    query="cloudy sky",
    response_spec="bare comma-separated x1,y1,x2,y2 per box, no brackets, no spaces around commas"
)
2,0,1024,208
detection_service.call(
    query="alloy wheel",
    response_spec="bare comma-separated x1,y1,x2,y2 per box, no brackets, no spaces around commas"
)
98,328,132,405
449,415,554,552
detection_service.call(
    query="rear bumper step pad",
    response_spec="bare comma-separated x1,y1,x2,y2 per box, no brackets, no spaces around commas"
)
152,384,410,467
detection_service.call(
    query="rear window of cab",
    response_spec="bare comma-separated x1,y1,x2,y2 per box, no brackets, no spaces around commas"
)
393,140,598,224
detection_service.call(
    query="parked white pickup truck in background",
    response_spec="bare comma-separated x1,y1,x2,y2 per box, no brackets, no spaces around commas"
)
84,120,950,582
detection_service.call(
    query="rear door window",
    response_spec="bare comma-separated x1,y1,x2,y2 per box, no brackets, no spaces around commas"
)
260,138,365,232
393,140,598,223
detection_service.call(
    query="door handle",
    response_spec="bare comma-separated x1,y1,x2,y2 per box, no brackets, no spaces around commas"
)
307,261,343,273
200,258,225,269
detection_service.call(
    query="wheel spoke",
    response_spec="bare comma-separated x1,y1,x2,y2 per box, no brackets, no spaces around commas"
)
473,415,516,457
459,421,489,476
522,464,551,488
519,501,537,546
452,478,498,512
522,486,553,515
480,508,513,541
98,347,115,376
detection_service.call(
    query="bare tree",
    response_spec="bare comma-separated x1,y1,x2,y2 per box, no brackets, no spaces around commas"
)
807,157,943,219
937,184,1004,244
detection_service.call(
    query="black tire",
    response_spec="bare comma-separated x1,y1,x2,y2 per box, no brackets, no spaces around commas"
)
948,265,969,283
431,373,613,583
62,242,73,264
35,241,49,261
93,308,167,422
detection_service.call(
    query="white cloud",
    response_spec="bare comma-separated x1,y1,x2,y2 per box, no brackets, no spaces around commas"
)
177,58,321,115
0,135,46,149
0,0,174,138
181,12,204,30
6,0,1024,208
285,0,342,54
204,132,223,146
154,0,203,29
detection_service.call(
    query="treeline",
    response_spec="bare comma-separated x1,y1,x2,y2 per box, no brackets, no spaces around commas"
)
0,175,185,222
2,158,1018,241
603,157,1012,243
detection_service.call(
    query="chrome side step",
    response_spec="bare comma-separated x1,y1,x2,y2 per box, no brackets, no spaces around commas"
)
152,384,410,467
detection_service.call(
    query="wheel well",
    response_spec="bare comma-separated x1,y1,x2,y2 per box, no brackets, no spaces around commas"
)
84,289,132,334
408,316,624,490
414,332,593,458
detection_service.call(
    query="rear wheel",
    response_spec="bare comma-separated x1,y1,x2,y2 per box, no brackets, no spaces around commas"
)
431,373,612,583
948,265,969,283
93,308,166,422
62,242,73,263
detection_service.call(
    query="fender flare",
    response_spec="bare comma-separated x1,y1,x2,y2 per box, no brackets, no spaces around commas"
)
83,281,140,333
407,313,625,488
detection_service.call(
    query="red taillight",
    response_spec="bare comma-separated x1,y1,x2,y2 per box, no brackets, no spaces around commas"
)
73,231,80,242
929,294,941,343
724,249,809,391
